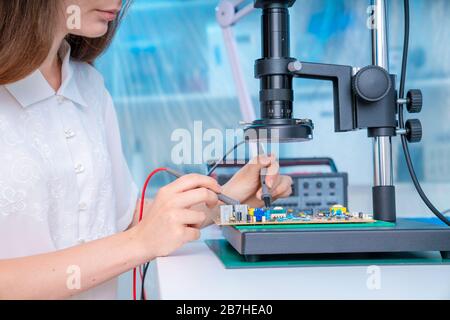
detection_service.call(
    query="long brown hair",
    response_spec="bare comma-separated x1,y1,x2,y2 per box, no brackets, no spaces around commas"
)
0,0,129,85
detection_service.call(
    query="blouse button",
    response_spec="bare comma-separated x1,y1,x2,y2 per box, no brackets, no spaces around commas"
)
78,202,88,211
56,95,66,104
75,164,85,174
64,129,76,139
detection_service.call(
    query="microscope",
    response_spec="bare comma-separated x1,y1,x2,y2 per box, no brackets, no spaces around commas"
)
219,0,450,260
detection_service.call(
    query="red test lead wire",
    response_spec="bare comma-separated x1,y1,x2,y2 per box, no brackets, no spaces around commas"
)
133,167,168,301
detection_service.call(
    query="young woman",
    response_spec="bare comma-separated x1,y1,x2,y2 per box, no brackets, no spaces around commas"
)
0,0,293,299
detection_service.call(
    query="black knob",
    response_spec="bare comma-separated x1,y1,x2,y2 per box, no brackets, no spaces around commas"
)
406,89,423,113
353,65,392,102
405,119,423,143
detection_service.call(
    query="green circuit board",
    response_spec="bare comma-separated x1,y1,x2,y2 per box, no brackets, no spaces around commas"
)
217,204,374,226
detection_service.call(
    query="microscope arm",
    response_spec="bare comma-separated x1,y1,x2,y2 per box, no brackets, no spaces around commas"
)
289,62,355,133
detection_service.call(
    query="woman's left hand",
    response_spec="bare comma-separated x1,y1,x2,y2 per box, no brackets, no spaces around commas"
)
133,155,293,229
222,154,293,208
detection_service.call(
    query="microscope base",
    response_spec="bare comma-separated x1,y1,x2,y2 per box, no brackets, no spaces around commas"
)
223,218,450,260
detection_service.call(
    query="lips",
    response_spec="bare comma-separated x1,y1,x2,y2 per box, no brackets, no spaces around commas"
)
96,9,119,21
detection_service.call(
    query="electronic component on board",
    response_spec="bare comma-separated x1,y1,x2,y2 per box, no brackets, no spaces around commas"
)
218,204,374,226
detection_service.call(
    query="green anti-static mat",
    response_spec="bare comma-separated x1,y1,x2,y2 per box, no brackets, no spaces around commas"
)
206,239,450,269
206,221,450,269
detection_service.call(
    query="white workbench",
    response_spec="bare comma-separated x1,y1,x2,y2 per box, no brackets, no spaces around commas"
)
144,225,450,300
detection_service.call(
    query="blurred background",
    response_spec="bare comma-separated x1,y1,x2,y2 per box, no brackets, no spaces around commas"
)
95,0,450,299
97,0,450,217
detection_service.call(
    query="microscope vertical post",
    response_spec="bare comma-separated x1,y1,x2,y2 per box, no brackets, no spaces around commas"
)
371,0,397,222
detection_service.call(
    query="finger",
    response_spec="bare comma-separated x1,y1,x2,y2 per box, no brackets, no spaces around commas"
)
167,174,222,194
173,188,219,209
177,209,207,226
272,176,293,199
256,186,292,203
183,227,201,242
256,187,263,200
241,154,274,177
272,189,293,201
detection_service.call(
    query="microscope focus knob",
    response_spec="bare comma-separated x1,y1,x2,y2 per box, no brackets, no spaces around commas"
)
352,65,392,102
406,89,423,113
405,119,423,143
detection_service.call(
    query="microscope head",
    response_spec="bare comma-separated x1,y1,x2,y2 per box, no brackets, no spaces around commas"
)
248,0,313,143
254,0,296,8
245,119,313,143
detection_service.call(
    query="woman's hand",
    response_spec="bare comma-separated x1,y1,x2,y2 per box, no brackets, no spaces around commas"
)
222,155,293,208
133,174,221,259
0,174,220,300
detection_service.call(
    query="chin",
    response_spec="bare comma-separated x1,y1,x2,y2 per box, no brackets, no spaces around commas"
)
80,22,110,38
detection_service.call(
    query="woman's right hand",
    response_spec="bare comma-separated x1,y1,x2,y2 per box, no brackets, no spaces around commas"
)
133,174,221,260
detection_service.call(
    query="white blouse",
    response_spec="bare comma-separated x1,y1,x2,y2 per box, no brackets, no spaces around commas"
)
0,42,138,299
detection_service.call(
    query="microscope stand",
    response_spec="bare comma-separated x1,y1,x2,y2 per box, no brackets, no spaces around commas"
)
222,218,450,261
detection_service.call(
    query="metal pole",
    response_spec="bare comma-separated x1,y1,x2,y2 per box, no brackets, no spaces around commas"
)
371,0,394,187
371,0,390,70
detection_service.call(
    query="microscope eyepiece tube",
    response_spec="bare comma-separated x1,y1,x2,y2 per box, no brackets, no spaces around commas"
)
260,4,293,120
247,0,313,143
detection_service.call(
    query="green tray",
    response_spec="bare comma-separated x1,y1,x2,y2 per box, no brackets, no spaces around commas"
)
205,239,450,269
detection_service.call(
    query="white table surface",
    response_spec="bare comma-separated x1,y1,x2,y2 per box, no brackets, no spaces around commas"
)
145,226,450,300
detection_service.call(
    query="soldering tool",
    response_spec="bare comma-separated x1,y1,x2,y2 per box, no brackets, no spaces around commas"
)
166,168,241,206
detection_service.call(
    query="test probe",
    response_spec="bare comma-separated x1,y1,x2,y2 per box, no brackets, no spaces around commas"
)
260,168,272,208
165,168,240,206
